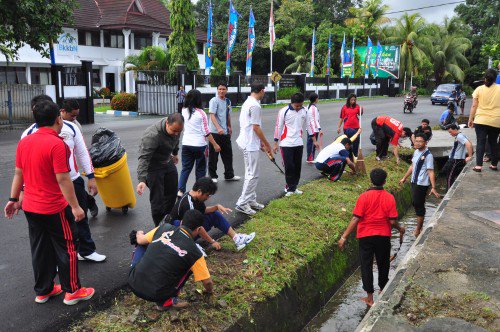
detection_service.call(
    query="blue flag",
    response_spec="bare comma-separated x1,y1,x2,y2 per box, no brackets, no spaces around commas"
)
375,41,382,78
364,36,373,78
340,33,345,77
310,29,316,77
205,1,213,75
245,8,256,76
326,34,331,76
351,36,355,78
226,1,240,76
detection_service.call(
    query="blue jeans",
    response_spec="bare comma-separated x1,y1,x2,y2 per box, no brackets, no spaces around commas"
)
344,127,360,157
178,145,208,193
173,211,231,238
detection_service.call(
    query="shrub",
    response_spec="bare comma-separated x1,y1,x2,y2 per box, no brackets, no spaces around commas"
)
277,86,300,100
111,93,137,112
97,87,112,98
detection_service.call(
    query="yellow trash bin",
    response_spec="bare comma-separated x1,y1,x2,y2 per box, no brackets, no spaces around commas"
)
94,152,136,214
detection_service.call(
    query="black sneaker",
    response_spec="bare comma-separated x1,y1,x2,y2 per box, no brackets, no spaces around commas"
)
89,204,99,218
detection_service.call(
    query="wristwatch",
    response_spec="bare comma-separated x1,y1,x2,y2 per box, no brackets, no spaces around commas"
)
9,197,19,202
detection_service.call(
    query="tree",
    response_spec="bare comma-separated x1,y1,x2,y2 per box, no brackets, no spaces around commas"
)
345,0,390,40
123,46,171,71
0,0,77,61
284,41,311,73
385,13,430,84
168,0,199,71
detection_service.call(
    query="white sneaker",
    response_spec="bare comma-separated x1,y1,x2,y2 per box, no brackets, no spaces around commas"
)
285,191,294,197
211,178,218,183
249,202,265,210
234,232,256,251
294,189,303,195
177,190,184,197
79,252,106,262
235,204,256,216
376,156,381,161
225,176,241,181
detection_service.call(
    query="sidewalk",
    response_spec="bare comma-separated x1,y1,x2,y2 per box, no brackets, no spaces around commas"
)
357,160,500,332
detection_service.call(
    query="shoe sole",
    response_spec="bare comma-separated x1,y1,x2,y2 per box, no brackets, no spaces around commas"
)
35,290,63,303
249,205,264,211
235,207,256,216
63,290,95,305
237,232,256,251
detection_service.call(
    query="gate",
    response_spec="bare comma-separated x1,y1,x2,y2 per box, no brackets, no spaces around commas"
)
136,71,177,115
0,84,45,125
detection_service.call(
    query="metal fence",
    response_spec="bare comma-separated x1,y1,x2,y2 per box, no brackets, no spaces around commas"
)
136,71,177,115
0,84,45,125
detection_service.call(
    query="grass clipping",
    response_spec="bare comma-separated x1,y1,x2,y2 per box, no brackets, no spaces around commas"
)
73,155,409,332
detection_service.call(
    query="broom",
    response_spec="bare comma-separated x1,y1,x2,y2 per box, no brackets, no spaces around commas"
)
355,108,367,175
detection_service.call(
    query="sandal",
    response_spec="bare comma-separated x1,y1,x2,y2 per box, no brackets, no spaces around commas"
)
489,165,498,171
472,166,482,172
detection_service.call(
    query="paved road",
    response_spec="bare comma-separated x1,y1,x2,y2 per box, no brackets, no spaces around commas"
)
0,96,466,331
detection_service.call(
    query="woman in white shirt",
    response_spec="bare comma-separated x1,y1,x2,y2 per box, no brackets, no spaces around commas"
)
178,90,220,195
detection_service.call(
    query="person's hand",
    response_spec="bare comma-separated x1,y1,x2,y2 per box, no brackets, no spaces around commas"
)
263,141,273,154
4,201,22,219
429,187,440,198
211,241,222,250
357,128,363,134
217,128,224,135
465,156,471,163
214,144,221,153
136,182,147,195
87,178,98,196
468,119,474,128
338,236,347,250
319,131,324,136
399,177,406,186
228,127,232,136
337,127,341,134
72,206,85,222
171,155,179,165
217,205,232,214
272,142,279,154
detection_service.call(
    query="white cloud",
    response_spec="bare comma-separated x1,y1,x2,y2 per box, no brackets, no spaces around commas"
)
382,0,461,24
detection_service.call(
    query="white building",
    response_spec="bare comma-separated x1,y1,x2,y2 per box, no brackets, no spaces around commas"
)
0,0,208,93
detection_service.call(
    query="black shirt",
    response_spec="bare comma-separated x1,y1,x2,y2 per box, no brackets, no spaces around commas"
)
128,224,203,302
170,193,206,221
413,126,433,141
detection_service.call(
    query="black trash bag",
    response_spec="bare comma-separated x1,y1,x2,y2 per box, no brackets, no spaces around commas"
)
89,127,126,168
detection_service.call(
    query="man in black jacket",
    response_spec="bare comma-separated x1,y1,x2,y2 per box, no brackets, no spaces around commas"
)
137,113,184,226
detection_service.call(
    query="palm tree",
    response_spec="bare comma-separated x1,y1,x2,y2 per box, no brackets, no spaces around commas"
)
345,0,391,39
284,41,312,74
385,13,430,88
123,46,171,72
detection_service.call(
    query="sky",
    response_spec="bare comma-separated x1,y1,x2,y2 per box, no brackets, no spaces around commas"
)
382,0,463,24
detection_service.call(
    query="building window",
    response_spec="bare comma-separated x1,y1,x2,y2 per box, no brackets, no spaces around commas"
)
92,69,101,86
0,66,27,84
31,67,52,85
196,42,204,55
134,33,152,49
78,30,100,46
104,31,125,48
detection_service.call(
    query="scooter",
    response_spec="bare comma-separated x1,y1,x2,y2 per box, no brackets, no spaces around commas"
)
403,94,414,113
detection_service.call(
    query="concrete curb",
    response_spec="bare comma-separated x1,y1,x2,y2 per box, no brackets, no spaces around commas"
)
96,110,138,117
356,161,474,332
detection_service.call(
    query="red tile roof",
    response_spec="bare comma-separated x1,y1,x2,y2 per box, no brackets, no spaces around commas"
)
72,0,210,42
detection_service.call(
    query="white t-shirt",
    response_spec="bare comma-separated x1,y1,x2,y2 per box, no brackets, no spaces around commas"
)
315,142,349,164
22,120,94,181
236,96,262,151
181,107,211,147
306,104,321,136
273,105,307,147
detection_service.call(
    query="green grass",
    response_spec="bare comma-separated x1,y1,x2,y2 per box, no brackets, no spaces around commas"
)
72,153,410,332
94,105,110,113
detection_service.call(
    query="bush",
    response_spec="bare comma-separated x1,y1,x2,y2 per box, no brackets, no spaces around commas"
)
111,93,137,112
277,86,300,100
97,87,112,98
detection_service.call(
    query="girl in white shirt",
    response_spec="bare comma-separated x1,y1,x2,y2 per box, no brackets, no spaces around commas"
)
178,90,220,195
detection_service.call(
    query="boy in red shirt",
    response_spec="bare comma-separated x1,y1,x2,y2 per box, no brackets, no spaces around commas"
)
338,168,405,307
371,116,412,163
4,100,94,305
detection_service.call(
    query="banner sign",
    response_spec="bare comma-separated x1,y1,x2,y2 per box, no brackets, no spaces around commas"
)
355,44,400,79
245,8,256,76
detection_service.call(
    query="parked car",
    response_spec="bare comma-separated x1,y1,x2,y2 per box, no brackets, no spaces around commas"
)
430,84,460,105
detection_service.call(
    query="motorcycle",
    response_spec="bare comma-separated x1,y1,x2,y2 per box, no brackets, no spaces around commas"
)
403,94,415,113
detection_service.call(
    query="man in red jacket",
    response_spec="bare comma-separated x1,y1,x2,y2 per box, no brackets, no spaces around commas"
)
338,168,405,307
371,116,412,164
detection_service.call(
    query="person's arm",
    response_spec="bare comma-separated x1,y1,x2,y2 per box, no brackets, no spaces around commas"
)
346,157,356,173
137,132,159,195
338,216,359,250
273,109,284,153
135,227,158,245
399,164,413,185
468,98,479,128
350,128,362,142
206,134,221,152
56,172,84,221
197,227,221,250
393,145,400,164
202,277,214,294
205,204,232,214
465,140,473,162
73,126,98,195
191,257,214,293
4,167,24,218
254,125,271,153
427,169,440,198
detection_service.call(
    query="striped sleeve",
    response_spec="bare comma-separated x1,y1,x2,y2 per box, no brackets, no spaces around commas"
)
198,109,211,136
274,108,284,141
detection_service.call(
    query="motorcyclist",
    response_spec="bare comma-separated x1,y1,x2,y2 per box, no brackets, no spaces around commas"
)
459,88,466,115
409,86,418,108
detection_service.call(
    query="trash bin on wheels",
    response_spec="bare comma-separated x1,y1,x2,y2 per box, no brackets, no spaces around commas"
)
94,152,136,214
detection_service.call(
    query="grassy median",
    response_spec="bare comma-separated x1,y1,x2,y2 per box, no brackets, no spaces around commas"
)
72,153,410,332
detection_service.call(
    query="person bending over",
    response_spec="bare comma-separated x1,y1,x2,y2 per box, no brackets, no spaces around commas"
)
129,210,213,311
314,135,358,182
